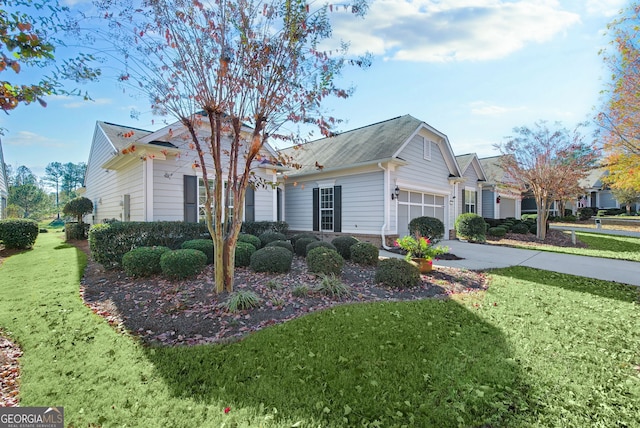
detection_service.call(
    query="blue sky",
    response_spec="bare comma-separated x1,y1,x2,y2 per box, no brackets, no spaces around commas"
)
0,0,627,178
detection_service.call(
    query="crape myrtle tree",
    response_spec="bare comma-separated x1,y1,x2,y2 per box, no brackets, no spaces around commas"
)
496,121,599,240
95,0,370,293
597,1,640,192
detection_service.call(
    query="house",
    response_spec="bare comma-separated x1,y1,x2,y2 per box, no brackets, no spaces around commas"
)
454,153,487,217
82,119,283,224
478,155,522,219
0,138,8,220
278,115,471,246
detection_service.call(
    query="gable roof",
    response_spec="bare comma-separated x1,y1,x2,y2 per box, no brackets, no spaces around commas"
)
455,153,487,182
97,121,154,151
479,155,507,185
580,167,607,189
279,114,461,176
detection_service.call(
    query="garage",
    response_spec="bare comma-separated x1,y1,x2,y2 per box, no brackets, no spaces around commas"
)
397,190,446,237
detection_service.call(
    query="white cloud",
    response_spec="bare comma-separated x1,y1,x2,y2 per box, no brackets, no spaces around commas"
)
331,0,581,62
4,131,66,148
63,98,112,109
470,101,526,116
585,0,626,17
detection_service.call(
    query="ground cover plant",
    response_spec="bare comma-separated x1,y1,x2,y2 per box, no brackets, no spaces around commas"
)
1,233,638,427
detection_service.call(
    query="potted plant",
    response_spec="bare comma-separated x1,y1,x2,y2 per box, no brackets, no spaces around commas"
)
395,233,448,273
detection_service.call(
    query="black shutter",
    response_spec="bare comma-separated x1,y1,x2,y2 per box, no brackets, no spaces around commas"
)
184,175,198,223
245,186,255,222
312,187,319,231
333,185,342,232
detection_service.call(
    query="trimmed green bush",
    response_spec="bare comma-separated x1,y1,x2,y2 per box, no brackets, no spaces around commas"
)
250,246,293,273
290,233,319,246
235,242,257,267
408,216,445,244
265,240,294,253
180,239,214,264
0,219,39,249
258,231,287,247
160,249,207,279
374,258,420,288
88,221,210,268
65,222,90,240
511,223,530,234
295,237,316,257
306,247,344,276
306,240,337,254
350,242,379,266
455,213,486,242
488,227,507,238
122,246,171,277
237,233,261,249
577,207,594,220
529,223,537,234
241,221,288,236
63,196,93,223
331,236,359,259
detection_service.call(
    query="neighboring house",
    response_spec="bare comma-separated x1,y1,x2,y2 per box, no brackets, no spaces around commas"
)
0,138,8,220
578,168,618,210
479,155,522,219
454,153,487,217
278,115,465,246
83,120,283,224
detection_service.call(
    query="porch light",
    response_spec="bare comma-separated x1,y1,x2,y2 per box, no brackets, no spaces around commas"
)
391,186,400,200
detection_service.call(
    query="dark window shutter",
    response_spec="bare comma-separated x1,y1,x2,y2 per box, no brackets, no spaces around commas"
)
245,186,255,222
184,175,198,223
333,185,342,232
312,187,319,231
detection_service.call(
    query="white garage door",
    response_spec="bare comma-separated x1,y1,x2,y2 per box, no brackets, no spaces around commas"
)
397,190,446,237
500,198,516,218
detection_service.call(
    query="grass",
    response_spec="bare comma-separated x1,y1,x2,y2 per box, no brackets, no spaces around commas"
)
1,233,639,426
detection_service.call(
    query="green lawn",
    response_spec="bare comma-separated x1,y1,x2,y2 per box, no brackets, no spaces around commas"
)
1,233,638,427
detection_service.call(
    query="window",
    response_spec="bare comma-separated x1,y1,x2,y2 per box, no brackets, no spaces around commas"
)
320,187,334,231
423,137,432,161
464,189,476,213
198,178,233,222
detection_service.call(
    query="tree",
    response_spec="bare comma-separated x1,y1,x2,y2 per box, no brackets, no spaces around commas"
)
63,196,92,223
496,121,599,240
0,0,99,121
611,187,640,215
8,183,46,218
597,2,640,193
44,161,63,218
61,162,86,197
96,0,370,293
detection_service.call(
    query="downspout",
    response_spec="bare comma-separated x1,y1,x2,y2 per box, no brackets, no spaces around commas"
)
378,162,392,250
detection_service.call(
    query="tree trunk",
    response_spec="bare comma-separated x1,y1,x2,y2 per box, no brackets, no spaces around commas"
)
536,196,548,240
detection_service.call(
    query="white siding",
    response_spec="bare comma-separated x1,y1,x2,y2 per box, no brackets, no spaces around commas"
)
152,160,185,221
395,133,452,192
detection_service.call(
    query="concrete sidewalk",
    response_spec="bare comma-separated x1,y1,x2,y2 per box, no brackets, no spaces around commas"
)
550,225,640,238
381,239,640,287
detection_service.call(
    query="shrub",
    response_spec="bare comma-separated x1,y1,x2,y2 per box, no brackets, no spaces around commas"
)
306,240,337,253
160,249,207,279
295,237,316,257
258,231,287,247
597,210,607,217
65,222,90,240
225,290,261,312
314,274,351,298
374,258,420,288
331,236,359,259
180,239,214,264
250,246,293,273
88,221,210,268
290,233,319,246
0,219,39,249
122,246,171,277
529,223,537,234
306,247,344,276
488,227,507,238
455,213,486,242
63,196,93,223
235,242,257,267
265,240,294,253
511,223,530,234
560,215,577,222
408,216,445,243
241,221,288,236
521,213,537,221
350,242,379,266
577,207,594,221
237,233,261,249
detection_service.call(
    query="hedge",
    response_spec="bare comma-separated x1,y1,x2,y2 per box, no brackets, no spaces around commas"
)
0,219,39,249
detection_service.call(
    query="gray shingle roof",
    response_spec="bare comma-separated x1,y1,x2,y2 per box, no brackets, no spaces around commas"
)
98,121,153,151
455,153,476,174
479,155,507,185
279,115,431,175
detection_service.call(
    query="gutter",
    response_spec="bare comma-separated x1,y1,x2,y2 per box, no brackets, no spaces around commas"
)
378,162,392,250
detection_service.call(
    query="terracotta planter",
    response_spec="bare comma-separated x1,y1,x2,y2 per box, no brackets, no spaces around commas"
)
411,258,433,274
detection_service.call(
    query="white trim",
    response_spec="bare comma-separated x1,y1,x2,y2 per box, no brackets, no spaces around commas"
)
395,179,450,196
143,158,154,221
423,137,432,161
315,179,336,188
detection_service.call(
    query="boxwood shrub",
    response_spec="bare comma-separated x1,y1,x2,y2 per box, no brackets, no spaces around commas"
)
258,231,287,247
375,258,420,288
237,233,261,249
250,246,293,273
160,249,207,279
350,242,379,266
306,241,337,254
235,241,257,267
0,219,39,249
408,216,445,243
180,239,214,264
455,213,486,242
290,233,319,247
331,236,359,259
241,221,288,236
306,247,344,276
122,246,171,277
488,227,507,238
265,240,294,253
511,223,530,234
294,237,316,257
